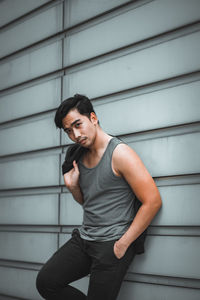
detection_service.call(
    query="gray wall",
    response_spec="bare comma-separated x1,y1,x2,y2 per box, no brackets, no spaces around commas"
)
0,0,200,299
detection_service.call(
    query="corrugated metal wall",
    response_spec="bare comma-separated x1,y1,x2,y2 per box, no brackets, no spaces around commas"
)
0,0,200,299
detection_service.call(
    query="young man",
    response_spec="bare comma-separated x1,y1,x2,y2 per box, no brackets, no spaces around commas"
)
36,94,162,300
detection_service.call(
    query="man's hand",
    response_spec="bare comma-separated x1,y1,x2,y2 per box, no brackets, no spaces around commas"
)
64,160,80,191
113,240,128,259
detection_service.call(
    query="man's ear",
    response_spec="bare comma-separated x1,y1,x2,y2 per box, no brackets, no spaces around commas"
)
90,112,98,125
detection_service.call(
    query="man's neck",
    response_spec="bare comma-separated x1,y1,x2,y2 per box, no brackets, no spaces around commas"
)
82,129,113,168
88,129,112,155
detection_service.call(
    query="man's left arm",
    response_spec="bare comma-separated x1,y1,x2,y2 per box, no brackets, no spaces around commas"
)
112,143,162,259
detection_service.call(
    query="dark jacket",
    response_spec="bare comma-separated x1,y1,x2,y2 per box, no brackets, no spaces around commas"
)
62,143,147,255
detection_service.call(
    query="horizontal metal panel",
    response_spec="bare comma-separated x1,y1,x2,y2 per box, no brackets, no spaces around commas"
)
0,4,63,58
65,0,200,65
0,266,42,299
94,80,200,136
63,31,200,98
0,0,50,27
0,78,61,123
0,154,59,189
131,236,200,279
0,41,62,90
0,225,59,234
126,131,200,177
0,186,62,197
156,173,200,187
148,226,200,237
118,280,200,300
0,232,57,263
126,272,200,289
60,193,83,225
0,113,59,156
65,0,132,28
0,194,58,225
152,184,200,226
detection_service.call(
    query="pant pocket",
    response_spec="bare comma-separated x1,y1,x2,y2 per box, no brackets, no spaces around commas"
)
95,240,120,266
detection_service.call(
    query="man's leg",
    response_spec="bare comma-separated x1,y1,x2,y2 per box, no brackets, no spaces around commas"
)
87,240,136,300
36,229,91,300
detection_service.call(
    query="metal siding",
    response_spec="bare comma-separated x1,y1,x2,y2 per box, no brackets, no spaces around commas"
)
65,0,200,65
0,4,63,58
152,184,200,226
0,154,60,189
131,236,200,279
0,114,60,156
60,193,83,225
0,232,57,263
89,81,200,136
0,0,200,299
65,0,133,27
0,41,62,90
0,0,50,27
118,281,200,300
0,266,43,299
0,194,59,225
61,80,200,143
63,31,200,98
127,132,200,176
0,78,61,123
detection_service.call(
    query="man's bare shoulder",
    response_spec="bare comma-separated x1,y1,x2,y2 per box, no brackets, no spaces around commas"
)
112,143,142,176
113,142,138,160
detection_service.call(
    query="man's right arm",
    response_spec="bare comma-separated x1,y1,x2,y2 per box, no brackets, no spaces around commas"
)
63,160,84,205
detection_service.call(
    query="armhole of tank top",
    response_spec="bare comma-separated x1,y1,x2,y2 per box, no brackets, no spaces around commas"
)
110,141,124,179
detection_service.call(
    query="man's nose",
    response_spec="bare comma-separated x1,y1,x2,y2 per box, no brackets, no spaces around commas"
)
73,128,81,139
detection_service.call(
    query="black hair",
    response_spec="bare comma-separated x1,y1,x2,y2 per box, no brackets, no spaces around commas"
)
54,94,97,129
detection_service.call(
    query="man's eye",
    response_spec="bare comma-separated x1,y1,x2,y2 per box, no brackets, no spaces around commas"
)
75,123,81,128
65,129,71,134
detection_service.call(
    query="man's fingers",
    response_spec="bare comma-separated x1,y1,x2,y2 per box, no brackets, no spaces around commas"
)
73,160,79,172
73,160,77,168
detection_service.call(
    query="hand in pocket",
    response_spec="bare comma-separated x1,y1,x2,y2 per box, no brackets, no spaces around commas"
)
113,240,127,259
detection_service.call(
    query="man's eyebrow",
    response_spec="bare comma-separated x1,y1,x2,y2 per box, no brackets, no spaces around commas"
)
64,119,80,132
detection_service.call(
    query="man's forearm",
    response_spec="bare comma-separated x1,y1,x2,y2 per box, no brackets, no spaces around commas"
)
69,185,84,205
114,199,161,259
119,200,161,248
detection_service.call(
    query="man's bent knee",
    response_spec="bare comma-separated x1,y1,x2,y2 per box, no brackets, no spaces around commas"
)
36,268,56,298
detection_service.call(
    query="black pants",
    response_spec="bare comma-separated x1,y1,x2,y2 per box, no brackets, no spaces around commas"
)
36,229,136,300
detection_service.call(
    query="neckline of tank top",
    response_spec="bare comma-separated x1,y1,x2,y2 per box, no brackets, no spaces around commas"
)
79,137,116,171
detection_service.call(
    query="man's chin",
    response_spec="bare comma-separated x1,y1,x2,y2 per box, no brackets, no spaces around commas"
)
79,138,88,147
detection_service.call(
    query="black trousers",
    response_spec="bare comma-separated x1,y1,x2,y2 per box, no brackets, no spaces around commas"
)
36,229,136,300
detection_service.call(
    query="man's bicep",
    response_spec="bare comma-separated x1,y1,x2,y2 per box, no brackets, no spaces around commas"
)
113,144,158,204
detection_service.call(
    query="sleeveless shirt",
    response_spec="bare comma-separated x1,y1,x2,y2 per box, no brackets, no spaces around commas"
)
78,137,136,241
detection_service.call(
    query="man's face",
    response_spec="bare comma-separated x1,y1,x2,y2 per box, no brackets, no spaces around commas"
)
62,109,98,148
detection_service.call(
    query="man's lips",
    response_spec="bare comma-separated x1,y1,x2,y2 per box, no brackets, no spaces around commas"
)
78,138,87,144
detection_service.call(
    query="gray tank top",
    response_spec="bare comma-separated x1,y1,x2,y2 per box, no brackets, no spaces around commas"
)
78,137,136,241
